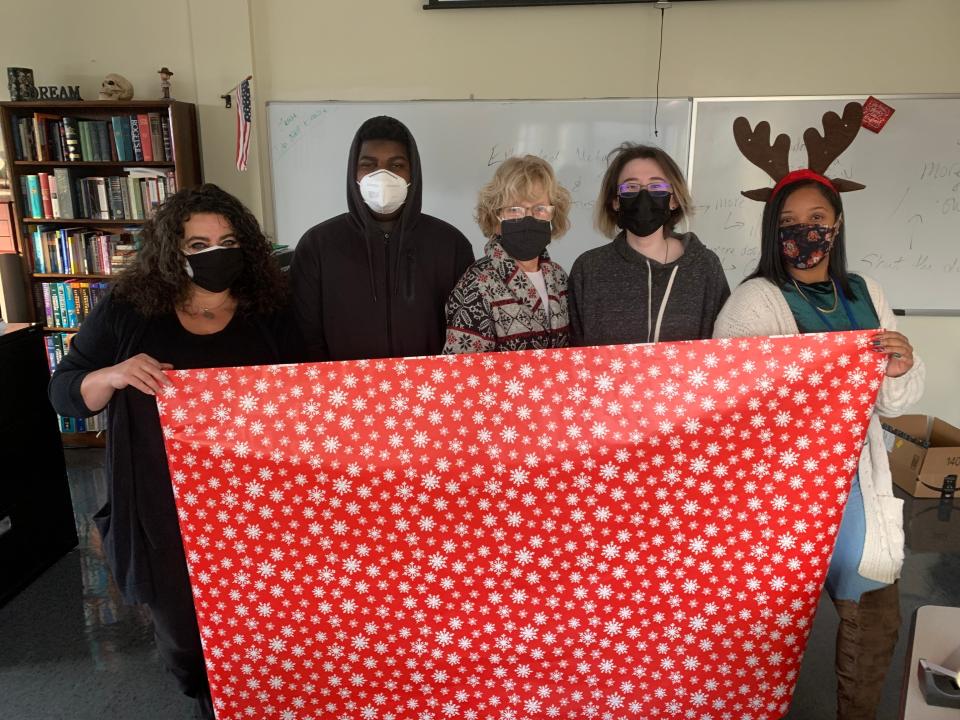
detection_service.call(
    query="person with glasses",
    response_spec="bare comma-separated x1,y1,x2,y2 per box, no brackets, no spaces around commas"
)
443,155,572,353
568,143,729,346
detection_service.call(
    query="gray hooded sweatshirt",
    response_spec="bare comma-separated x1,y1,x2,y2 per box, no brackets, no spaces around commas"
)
567,231,730,346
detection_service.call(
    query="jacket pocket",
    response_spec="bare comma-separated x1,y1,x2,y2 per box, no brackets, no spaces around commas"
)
878,495,905,576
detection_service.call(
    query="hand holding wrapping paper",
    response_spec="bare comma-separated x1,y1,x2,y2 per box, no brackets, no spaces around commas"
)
157,331,885,720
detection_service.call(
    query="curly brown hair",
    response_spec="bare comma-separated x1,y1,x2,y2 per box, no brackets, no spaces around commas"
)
113,183,286,316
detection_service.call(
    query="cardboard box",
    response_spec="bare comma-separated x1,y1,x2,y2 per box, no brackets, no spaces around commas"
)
881,414,960,498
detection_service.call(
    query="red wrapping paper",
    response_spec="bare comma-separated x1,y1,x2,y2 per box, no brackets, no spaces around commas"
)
157,330,884,720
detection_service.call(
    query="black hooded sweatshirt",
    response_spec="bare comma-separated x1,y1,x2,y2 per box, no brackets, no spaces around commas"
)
290,121,474,361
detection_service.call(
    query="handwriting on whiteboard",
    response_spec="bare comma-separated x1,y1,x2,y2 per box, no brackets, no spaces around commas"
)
273,109,329,158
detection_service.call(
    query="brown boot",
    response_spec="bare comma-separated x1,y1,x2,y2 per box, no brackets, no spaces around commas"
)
832,581,901,720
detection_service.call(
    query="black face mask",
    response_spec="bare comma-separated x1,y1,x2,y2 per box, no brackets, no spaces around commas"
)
183,247,245,293
498,216,551,261
617,189,673,237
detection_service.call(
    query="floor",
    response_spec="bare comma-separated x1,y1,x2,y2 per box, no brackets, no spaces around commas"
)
1,448,958,720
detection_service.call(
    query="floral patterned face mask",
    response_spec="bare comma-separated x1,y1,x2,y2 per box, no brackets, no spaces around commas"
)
778,221,838,270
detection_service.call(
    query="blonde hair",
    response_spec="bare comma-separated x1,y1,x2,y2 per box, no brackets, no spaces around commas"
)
594,143,693,239
475,155,572,240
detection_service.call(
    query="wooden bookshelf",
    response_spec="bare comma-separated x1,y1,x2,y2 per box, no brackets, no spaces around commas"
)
0,99,202,442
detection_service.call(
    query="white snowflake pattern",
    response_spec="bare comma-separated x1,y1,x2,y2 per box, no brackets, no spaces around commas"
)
157,330,882,720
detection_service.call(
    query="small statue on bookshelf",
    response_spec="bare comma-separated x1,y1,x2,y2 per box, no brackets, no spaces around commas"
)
158,67,174,100
98,73,134,101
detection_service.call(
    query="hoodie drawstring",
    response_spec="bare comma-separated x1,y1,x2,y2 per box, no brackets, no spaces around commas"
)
645,259,679,344
393,225,405,297
364,232,377,303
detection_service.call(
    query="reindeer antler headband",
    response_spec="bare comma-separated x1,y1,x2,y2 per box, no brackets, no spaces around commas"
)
733,101,866,202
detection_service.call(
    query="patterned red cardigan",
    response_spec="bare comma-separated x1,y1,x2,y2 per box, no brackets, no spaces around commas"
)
443,239,570,354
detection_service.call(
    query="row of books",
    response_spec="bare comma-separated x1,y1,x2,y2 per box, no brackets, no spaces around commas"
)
11,112,174,163
31,227,139,275
44,332,106,433
20,168,177,220
60,414,106,433
34,280,110,330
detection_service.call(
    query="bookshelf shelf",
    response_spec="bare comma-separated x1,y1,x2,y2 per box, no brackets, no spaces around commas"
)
0,99,202,441
15,160,176,168
23,217,147,226
61,431,106,448
35,273,115,280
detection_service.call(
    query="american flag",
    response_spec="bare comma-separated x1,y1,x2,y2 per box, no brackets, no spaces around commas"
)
235,79,252,171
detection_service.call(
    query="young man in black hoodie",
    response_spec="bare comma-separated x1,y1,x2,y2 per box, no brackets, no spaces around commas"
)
290,116,474,360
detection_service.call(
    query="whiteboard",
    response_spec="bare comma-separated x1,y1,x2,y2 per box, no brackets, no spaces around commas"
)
688,96,960,312
268,99,691,273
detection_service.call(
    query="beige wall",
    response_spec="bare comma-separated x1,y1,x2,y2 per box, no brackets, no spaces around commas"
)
0,0,197,105
0,0,262,215
2,0,957,425
185,0,263,219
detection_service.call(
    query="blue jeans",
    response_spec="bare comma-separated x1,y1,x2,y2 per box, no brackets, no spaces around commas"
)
825,473,888,602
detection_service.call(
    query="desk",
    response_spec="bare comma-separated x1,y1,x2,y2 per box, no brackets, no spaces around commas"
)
900,605,960,719
0,323,78,604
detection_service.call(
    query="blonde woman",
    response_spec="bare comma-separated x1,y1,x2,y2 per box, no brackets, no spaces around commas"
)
443,155,571,353
568,143,729,346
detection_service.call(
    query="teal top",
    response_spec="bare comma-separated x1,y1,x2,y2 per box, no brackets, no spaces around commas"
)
780,274,880,333
782,274,886,601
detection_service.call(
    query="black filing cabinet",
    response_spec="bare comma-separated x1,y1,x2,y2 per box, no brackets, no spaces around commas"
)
0,323,78,604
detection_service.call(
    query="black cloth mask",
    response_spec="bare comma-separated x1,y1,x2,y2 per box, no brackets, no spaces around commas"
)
617,189,673,237
778,222,837,270
184,247,244,293
499,216,551,261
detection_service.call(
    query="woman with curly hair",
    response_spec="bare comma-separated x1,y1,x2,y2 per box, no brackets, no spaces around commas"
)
49,183,301,719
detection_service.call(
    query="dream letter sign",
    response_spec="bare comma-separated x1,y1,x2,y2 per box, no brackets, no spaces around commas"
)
158,331,883,720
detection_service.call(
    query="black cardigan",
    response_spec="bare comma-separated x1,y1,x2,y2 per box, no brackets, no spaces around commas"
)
49,292,302,603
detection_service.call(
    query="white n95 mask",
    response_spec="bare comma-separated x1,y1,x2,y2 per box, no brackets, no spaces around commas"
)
358,169,409,215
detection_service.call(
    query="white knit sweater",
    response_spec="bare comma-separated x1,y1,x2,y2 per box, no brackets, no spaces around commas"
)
714,276,925,584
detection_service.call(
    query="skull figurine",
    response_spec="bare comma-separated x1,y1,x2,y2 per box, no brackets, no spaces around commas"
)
98,73,134,101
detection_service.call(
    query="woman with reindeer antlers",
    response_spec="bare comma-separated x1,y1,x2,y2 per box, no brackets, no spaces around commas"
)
714,102,925,720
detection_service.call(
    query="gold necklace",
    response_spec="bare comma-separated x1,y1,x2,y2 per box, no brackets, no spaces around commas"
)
183,294,232,320
791,277,838,314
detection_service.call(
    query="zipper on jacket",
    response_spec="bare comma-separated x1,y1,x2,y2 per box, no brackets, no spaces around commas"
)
384,232,394,357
